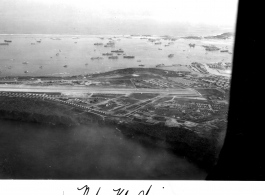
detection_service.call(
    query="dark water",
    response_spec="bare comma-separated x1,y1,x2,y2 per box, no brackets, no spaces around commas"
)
0,119,207,179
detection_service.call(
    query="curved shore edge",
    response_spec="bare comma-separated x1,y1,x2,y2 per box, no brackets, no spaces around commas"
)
0,96,223,171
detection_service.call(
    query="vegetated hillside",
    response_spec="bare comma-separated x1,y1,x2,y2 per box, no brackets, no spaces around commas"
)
117,119,222,170
0,97,102,126
91,68,190,78
0,96,223,170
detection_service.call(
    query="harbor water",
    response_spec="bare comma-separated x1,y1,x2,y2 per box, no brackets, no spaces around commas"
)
0,34,233,77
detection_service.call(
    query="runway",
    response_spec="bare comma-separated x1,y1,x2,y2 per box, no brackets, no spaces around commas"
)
0,84,201,96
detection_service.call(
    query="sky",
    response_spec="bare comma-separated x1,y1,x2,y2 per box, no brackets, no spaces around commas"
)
0,0,238,35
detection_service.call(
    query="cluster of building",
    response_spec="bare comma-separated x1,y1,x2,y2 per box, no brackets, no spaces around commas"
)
28,79,110,87
0,92,109,116
132,78,177,89
206,62,225,69
150,99,228,121
190,62,209,74
206,62,232,70
183,74,230,91
132,112,160,124
187,81,212,88
201,76,230,90
0,90,228,129
143,79,176,88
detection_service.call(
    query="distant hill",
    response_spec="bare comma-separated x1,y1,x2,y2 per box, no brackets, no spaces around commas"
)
181,36,203,40
204,32,234,39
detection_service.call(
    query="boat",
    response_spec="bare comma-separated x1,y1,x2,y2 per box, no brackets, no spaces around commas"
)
94,43,103,45
123,56,135,58
22,62,29,64
111,49,124,53
63,65,68,68
24,71,28,73
139,64,145,67
106,42,115,45
154,42,162,44
4,40,12,43
220,50,229,52
108,56,118,59
31,43,35,45
8,66,12,69
37,41,41,43
91,57,103,60
85,63,88,65
102,53,113,56
158,48,162,50
148,39,156,42
168,54,174,58
0,43,9,45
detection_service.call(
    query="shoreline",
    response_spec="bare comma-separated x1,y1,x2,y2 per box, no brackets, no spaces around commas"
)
0,66,231,80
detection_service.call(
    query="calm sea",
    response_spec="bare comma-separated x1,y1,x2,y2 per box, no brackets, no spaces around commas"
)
0,34,233,77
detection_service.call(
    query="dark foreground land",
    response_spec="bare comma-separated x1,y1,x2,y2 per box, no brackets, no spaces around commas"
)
0,93,226,172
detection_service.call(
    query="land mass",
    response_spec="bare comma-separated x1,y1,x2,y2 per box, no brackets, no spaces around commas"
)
0,66,230,170
204,32,234,39
182,32,233,40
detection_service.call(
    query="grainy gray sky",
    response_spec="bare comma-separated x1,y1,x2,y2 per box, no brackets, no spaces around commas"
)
0,0,238,35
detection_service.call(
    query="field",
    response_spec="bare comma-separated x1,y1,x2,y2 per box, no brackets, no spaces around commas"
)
168,77,196,84
96,101,120,111
91,93,124,98
107,79,135,88
128,93,159,100
196,88,225,99
115,96,139,105
157,65,191,72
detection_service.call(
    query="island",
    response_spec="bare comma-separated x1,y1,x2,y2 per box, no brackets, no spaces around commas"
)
204,32,234,39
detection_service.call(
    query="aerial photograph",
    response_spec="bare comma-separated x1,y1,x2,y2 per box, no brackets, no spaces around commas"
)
0,0,238,179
